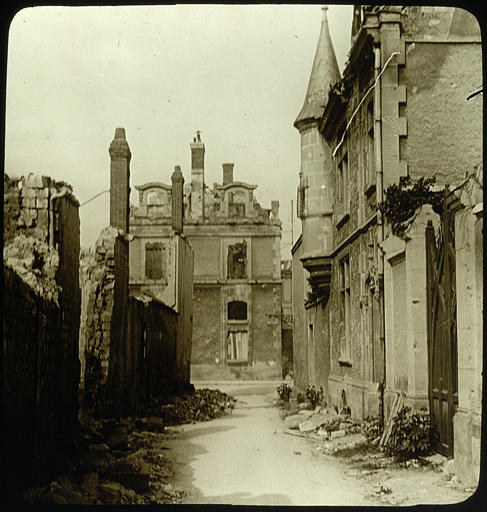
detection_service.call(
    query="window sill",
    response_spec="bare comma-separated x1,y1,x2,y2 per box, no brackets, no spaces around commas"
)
365,183,376,198
227,360,248,366
336,211,350,229
338,358,352,367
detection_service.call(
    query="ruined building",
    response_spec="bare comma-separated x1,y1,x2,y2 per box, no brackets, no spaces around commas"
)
79,128,194,417
3,173,81,498
292,5,481,486
129,133,285,376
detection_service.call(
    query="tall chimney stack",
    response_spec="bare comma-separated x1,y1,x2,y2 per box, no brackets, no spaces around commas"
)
222,163,234,186
271,200,280,219
190,131,205,221
109,127,131,233
171,165,184,234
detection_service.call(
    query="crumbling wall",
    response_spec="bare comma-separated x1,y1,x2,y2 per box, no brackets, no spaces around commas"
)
81,227,190,418
81,227,125,415
2,173,81,499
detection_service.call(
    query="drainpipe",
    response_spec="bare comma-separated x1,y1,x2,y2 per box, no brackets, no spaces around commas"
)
374,42,386,428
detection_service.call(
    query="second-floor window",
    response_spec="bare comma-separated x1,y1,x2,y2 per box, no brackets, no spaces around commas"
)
338,152,349,213
227,241,247,279
339,255,351,361
365,100,376,192
145,242,164,280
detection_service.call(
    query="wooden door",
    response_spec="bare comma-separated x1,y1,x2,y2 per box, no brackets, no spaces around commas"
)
425,198,458,457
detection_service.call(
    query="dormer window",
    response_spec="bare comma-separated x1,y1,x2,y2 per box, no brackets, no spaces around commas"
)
229,190,246,217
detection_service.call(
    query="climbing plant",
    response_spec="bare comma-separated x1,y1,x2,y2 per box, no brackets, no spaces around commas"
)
378,176,444,236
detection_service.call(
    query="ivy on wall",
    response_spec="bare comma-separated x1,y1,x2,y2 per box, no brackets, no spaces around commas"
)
378,176,444,236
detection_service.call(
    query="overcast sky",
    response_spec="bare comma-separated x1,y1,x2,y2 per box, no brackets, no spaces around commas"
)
5,4,353,254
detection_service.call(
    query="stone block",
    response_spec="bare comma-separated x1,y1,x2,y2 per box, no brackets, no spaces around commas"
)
22,187,37,199
299,413,334,432
330,429,346,439
36,198,49,209
284,413,309,429
23,197,37,208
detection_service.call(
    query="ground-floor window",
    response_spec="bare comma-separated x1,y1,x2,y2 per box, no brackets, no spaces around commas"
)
227,330,248,362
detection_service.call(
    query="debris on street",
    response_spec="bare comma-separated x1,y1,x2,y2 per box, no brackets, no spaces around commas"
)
22,388,236,505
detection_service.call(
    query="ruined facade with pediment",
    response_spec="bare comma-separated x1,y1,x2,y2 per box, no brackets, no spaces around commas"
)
129,133,287,377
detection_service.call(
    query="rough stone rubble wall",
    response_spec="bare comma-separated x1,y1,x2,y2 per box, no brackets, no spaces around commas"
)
2,173,81,498
81,227,121,414
80,227,187,418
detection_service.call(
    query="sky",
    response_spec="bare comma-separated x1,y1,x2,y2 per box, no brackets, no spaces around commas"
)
5,4,353,255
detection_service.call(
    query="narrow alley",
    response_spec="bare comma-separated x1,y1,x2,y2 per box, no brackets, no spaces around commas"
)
162,383,471,506
3,5,483,505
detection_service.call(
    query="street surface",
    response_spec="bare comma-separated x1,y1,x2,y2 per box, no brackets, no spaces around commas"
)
164,382,374,505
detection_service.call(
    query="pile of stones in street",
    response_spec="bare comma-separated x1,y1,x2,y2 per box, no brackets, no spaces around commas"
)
23,388,236,504
281,404,365,453
153,388,237,425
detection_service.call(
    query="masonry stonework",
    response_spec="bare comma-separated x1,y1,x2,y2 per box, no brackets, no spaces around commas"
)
129,133,284,378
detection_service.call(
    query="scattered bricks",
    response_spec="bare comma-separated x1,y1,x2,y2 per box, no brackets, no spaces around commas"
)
98,482,124,504
330,429,346,439
88,443,110,456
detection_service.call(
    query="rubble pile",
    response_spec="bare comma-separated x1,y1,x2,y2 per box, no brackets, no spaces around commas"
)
23,414,183,505
4,233,60,303
22,388,236,504
154,388,237,425
281,405,365,453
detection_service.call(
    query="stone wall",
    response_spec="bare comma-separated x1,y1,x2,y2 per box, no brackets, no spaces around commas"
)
2,173,81,499
81,227,192,418
452,176,483,488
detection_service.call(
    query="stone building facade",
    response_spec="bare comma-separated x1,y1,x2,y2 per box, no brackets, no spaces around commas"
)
292,4,481,482
129,133,284,376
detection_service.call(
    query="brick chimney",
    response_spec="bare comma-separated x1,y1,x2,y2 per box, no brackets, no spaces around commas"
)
109,127,131,233
190,131,205,221
171,165,184,234
222,163,234,186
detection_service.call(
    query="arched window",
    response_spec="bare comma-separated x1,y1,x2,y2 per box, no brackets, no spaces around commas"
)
227,300,247,321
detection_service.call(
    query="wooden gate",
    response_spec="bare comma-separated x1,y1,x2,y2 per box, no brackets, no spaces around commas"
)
425,197,458,457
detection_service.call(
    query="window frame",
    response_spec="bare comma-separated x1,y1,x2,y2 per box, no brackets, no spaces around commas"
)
144,241,164,280
365,99,376,196
339,254,352,365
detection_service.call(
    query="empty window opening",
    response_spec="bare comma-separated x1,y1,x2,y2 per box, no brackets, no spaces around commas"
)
228,300,247,321
227,241,247,279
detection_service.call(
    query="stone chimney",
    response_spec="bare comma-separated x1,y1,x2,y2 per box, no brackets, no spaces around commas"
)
190,131,205,221
271,200,280,219
171,165,184,234
109,127,131,233
222,163,234,186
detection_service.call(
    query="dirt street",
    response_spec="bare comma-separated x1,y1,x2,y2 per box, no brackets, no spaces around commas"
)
164,383,371,505
163,382,473,506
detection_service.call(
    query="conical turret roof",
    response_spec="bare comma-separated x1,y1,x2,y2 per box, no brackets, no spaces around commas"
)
294,7,341,129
